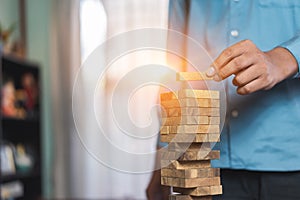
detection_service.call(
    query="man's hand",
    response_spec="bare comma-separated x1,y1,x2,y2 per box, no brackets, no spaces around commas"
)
206,40,298,95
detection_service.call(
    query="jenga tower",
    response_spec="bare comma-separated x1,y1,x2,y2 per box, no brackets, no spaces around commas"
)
159,72,222,200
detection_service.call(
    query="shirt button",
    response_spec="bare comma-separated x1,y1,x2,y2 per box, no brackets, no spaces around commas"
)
231,110,239,118
231,30,239,37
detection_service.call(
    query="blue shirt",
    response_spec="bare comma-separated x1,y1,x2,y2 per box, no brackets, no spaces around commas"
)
168,0,300,171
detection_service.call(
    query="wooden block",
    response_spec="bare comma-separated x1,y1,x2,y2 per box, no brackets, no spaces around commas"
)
161,133,207,143
161,150,220,161
210,185,223,195
178,90,219,99
208,133,220,142
169,194,212,200
168,143,211,152
162,116,209,126
208,117,220,125
160,126,169,135
171,125,220,134
178,150,220,161
161,99,220,108
161,168,220,179
161,125,220,134
160,91,178,101
173,185,222,196
167,107,220,117
160,89,219,101
161,160,211,170
162,116,220,126
177,72,213,81
161,176,220,188
160,133,220,143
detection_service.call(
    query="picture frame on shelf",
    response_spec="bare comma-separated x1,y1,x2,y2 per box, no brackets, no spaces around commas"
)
0,143,16,176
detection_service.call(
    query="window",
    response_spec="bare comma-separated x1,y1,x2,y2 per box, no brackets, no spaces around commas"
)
80,0,107,62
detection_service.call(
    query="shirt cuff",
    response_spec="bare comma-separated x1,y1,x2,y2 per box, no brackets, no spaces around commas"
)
280,34,300,78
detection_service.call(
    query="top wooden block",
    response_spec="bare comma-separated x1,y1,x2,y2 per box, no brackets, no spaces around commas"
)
177,72,213,81
160,89,219,101
179,90,219,99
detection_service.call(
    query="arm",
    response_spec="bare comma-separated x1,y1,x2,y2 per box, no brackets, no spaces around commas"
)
206,38,300,95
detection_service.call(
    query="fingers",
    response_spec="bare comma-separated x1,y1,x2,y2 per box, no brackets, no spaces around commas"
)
232,64,263,87
213,40,248,69
207,40,256,81
236,78,262,95
234,65,275,95
205,41,292,95
219,53,254,80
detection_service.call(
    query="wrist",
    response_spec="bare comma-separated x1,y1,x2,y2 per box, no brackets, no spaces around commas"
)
266,47,298,82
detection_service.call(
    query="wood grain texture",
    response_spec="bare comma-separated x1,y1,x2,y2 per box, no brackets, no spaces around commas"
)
161,150,220,161
162,116,209,126
177,72,213,81
178,90,219,99
160,125,220,134
161,168,220,179
173,185,222,196
167,143,211,152
169,194,213,200
161,160,211,170
161,176,220,188
165,107,220,117
161,99,220,108
160,89,219,101
162,116,220,125
160,133,220,143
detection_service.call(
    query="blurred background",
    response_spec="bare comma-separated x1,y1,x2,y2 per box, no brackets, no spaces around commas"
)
0,0,170,199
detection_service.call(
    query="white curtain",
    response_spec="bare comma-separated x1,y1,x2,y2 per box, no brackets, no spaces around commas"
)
99,0,169,199
50,0,169,199
49,0,81,198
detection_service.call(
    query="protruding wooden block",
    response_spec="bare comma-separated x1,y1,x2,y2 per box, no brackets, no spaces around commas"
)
161,150,220,161
161,168,220,179
161,99,220,108
161,176,220,188
161,125,220,134
161,160,211,170
160,133,220,143
169,194,212,200
168,143,211,152
178,90,219,99
179,150,220,161
173,185,222,196
177,72,213,81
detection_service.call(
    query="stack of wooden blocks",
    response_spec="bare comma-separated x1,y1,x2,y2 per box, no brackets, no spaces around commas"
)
159,72,222,200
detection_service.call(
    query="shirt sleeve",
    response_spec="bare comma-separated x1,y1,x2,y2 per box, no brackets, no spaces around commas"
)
280,33,300,78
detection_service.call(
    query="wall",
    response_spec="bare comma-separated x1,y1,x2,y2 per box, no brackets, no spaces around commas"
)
25,0,53,198
0,0,53,197
0,0,20,43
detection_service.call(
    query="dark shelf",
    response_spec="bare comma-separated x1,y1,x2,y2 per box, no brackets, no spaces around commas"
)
1,171,40,183
1,55,42,200
2,117,40,124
